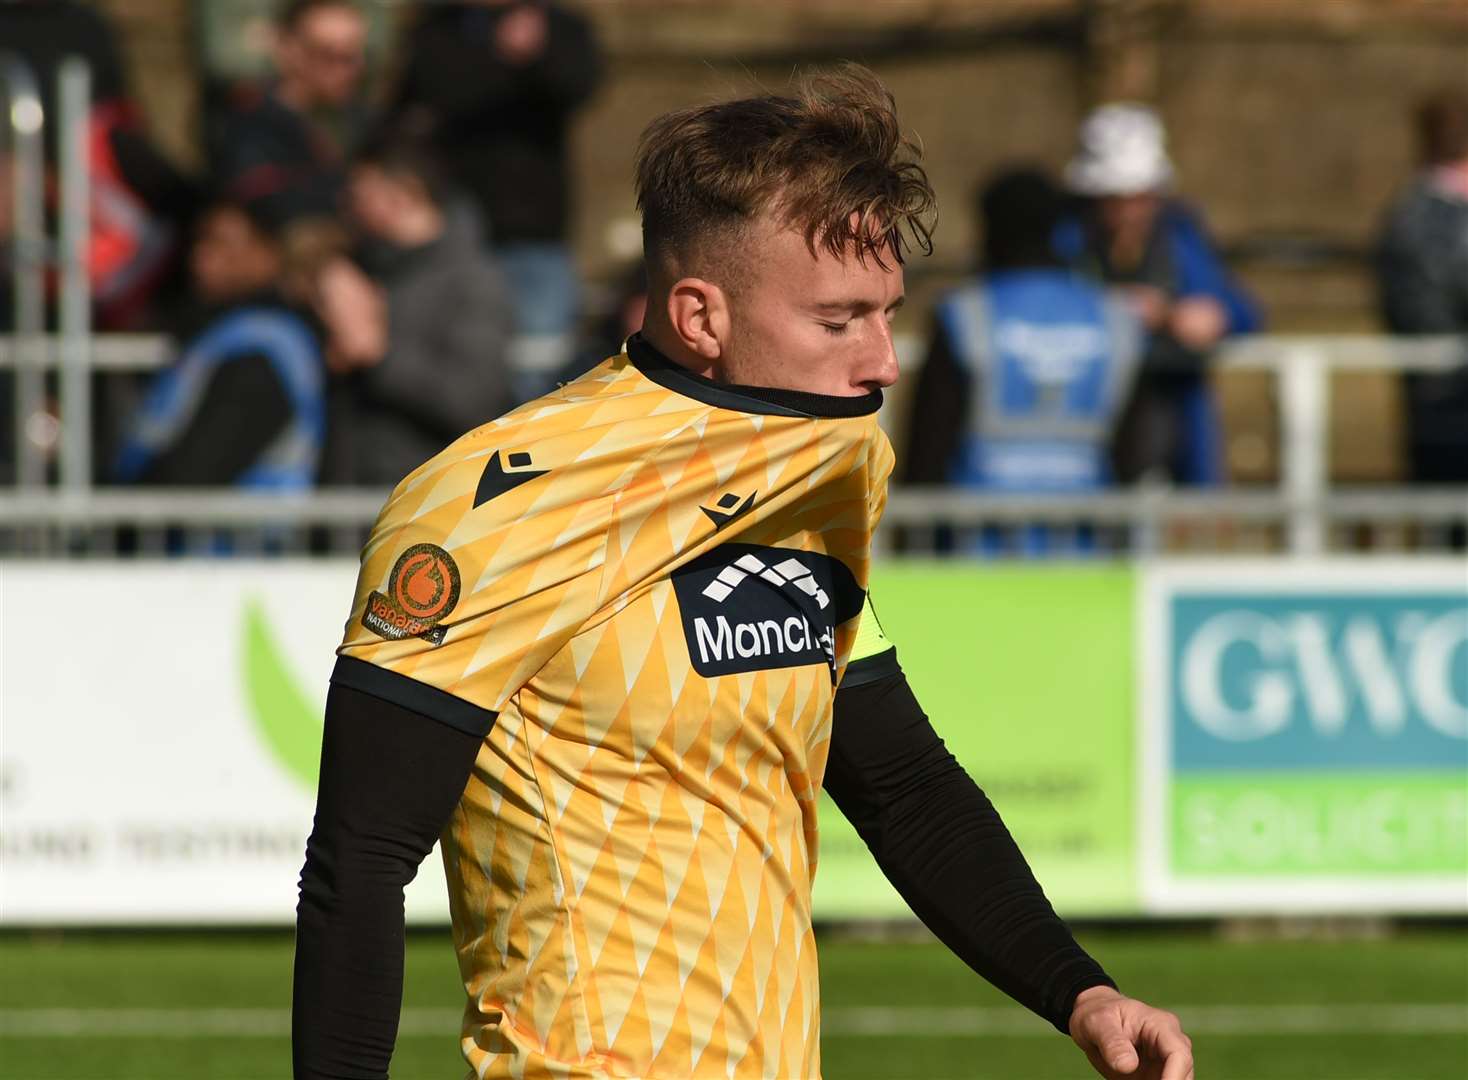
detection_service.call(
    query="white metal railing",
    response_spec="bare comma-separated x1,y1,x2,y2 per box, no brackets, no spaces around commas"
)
5,331,1464,553
4,486,1465,527
1216,335,1465,554
1,485,1464,560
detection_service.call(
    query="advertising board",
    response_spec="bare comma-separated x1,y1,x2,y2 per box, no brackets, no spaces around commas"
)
0,562,455,924
1140,560,1468,913
7,557,1458,924
813,564,1138,918
2,561,1136,923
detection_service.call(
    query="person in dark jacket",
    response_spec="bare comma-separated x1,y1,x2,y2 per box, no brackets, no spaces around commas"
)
115,198,326,488
205,0,373,226
1376,89,1468,486
389,0,602,395
1056,104,1261,486
331,136,516,487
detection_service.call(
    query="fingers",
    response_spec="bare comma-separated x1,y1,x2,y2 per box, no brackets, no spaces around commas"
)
1102,1035,1141,1074
1158,1044,1193,1080
1073,998,1140,1076
1075,997,1194,1080
1152,1015,1193,1080
1081,1044,1129,1080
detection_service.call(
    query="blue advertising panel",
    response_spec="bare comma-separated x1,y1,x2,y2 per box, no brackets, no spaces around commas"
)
1169,593,1467,771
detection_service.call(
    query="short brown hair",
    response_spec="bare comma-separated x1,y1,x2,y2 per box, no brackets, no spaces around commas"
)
634,64,936,276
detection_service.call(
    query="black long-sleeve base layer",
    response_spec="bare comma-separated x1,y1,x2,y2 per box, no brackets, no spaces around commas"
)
292,684,482,1080
824,662,1115,1033
292,660,1114,1077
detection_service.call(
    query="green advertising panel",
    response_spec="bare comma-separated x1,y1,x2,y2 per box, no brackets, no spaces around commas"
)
1172,772,1468,876
811,564,1139,920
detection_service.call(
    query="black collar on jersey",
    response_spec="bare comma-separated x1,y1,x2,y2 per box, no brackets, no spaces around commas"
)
625,333,884,419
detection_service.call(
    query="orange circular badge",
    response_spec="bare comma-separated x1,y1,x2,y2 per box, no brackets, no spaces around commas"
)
388,543,461,625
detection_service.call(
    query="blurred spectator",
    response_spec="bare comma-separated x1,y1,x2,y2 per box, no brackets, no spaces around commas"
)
324,135,515,487
205,0,372,227
114,198,326,488
0,0,198,329
1376,89,1468,486
390,0,603,398
904,168,1142,556
1056,103,1261,486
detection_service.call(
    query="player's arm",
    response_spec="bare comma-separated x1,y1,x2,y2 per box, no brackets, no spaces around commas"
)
826,656,1112,1028
295,438,612,1077
826,647,1192,1078
292,682,485,1079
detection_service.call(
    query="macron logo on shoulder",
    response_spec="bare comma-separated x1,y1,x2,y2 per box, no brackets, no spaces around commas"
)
701,553,830,610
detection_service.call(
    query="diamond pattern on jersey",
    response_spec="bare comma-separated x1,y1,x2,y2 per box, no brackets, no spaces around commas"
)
340,350,896,1079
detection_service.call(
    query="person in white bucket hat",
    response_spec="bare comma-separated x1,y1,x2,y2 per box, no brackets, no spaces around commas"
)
1065,102,1175,198
1057,103,1261,485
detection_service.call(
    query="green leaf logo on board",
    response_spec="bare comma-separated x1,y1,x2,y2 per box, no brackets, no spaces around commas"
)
242,599,322,790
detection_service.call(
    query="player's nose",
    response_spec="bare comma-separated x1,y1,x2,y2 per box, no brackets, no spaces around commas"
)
858,321,900,391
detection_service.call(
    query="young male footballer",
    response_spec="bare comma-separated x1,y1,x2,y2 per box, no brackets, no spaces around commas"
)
293,65,1194,1080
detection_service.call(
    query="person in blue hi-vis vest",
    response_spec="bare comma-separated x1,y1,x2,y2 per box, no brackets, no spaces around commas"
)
116,198,327,491
1055,103,1262,487
904,168,1142,557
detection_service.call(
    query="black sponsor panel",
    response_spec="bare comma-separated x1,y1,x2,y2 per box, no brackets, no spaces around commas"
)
671,543,864,681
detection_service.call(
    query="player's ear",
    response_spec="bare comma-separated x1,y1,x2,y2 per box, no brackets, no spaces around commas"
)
665,277,729,360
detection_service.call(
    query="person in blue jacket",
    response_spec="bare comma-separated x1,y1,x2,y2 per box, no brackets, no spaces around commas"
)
904,168,1142,556
1056,104,1261,486
115,197,327,490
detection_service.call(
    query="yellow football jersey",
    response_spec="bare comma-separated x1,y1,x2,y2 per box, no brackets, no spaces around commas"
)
334,335,897,1079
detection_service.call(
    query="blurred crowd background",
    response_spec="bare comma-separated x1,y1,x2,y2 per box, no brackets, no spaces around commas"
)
2,0,1466,548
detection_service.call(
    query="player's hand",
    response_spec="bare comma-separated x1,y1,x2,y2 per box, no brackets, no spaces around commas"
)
1068,985,1193,1080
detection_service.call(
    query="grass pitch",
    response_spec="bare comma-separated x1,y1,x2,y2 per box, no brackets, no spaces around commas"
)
1,926,1464,1079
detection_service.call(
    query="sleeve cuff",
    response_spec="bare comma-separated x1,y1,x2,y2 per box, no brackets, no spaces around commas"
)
839,646,901,689
330,655,497,738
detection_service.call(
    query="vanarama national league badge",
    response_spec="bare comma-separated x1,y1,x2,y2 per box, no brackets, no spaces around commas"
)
363,543,461,645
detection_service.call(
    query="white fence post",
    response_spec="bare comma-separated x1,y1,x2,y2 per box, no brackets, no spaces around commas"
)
1277,343,1328,556
2,53,48,489
59,58,92,494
